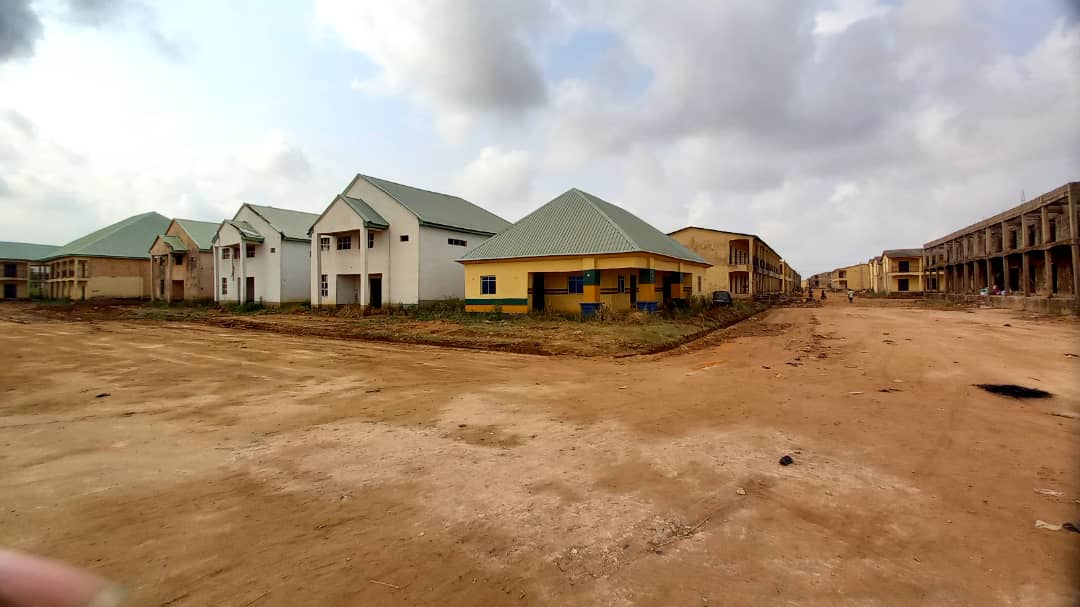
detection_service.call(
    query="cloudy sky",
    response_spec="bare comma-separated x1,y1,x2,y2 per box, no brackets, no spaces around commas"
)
1,0,1077,275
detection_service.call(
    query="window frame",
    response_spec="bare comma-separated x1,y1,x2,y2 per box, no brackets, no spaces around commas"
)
568,275,584,294
319,237,330,251
221,248,231,260
220,277,228,295
336,236,352,251
400,235,410,242
618,275,625,294
319,274,328,297
480,275,497,295
447,238,467,247
367,232,374,249
245,246,255,258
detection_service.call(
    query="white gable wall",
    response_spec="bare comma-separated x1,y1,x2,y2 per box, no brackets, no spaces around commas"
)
418,225,494,302
214,222,243,303
343,178,421,305
310,197,367,305
234,207,280,303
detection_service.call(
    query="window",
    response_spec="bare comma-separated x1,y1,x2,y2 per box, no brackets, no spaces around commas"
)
839,270,846,278
400,235,409,242
448,238,467,247
319,274,328,297
481,275,496,295
898,260,910,272
568,275,584,294
337,236,351,250
221,248,231,260
4,263,16,278
270,247,276,253
698,276,702,293
319,237,330,251
246,246,255,258
367,232,374,248
174,254,183,266
221,278,228,295
618,275,625,293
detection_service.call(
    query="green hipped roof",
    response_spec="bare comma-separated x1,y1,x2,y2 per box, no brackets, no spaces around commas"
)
46,212,170,260
360,174,511,235
244,203,319,241
174,219,219,250
157,234,187,252
460,189,710,265
0,241,59,261
340,195,389,229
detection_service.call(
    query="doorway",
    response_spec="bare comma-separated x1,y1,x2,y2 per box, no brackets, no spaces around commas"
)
661,275,673,301
245,277,255,303
369,275,382,308
630,275,638,306
3,284,15,299
531,273,545,312
171,280,184,301
897,278,910,292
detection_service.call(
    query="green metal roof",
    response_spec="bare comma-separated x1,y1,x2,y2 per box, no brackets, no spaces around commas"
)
360,174,511,235
460,189,710,265
46,212,170,260
340,195,390,229
226,220,264,242
244,203,319,241
174,219,219,250
0,241,58,261
157,235,187,252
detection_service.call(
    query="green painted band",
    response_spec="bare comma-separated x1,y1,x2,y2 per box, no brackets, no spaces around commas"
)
638,269,656,283
466,298,529,305
583,269,601,285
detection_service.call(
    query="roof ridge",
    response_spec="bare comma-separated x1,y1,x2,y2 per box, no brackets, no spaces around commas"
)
572,189,638,251
360,173,468,202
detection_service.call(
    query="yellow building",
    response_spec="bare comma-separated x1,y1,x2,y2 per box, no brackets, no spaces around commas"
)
830,262,870,291
667,228,790,299
880,248,924,293
43,212,170,300
459,189,710,315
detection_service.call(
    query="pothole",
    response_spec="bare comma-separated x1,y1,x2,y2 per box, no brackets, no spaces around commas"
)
974,384,1052,399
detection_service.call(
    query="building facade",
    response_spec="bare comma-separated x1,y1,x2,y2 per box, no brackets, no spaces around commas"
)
831,263,870,291
42,212,169,300
213,204,319,305
149,219,219,302
0,242,56,299
667,228,790,299
924,182,1077,306
878,249,925,293
309,174,510,308
460,189,710,315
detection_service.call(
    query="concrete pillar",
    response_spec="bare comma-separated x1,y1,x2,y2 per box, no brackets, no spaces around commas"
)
212,246,219,303
581,268,601,317
1069,188,1080,300
1044,249,1053,296
239,240,247,303
637,269,656,312
985,258,992,292
962,263,969,294
1021,252,1030,296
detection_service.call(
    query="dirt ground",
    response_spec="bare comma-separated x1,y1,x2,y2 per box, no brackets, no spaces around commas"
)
1,299,1078,606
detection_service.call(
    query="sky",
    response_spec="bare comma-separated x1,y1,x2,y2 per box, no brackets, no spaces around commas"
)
0,0,1077,276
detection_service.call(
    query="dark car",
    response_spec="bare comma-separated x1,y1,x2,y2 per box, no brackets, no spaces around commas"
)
711,290,733,306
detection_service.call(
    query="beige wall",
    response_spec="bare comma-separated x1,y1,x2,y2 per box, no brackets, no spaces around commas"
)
150,224,215,301
1,259,31,298
881,254,924,293
670,228,785,297
45,257,152,299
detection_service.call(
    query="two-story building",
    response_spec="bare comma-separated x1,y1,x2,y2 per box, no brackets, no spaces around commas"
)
667,228,789,299
0,242,57,299
878,249,925,294
149,219,219,302
308,174,511,308
212,204,320,305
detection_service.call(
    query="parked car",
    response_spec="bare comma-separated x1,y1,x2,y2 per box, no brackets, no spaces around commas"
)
711,290,733,306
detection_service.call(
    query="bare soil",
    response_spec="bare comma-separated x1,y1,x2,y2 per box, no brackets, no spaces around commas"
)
1,299,1078,606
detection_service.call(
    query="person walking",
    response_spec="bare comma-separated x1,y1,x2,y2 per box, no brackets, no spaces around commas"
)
847,289,855,304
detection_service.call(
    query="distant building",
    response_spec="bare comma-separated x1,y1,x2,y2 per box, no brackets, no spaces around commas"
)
212,204,320,305
878,249,925,294
149,219,219,302
42,212,170,300
308,174,510,308
460,189,709,315
807,272,830,291
924,182,1077,310
668,228,792,299
0,242,57,299
830,263,870,291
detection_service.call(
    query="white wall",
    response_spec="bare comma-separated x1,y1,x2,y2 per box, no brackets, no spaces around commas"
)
344,178,420,304
418,225,492,301
310,197,369,306
213,222,242,303
280,239,311,303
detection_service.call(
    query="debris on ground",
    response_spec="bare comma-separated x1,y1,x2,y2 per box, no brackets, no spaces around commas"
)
879,387,902,393
779,455,794,466
95,393,110,398
848,391,864,396
1063,523,1079,533
1033,488,1063,497
1035,520,1062,531
1048,411,1079,420
974,384,1052,399
735,488,746,496
1064,353,1077,358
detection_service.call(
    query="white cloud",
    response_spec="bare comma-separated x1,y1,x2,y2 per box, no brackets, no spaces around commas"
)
454,146,534,217
814,0,892,36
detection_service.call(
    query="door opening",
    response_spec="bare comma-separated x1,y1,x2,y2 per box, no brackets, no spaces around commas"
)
245,277,255,303
369,275,382,308
630,275,638,306
531,273,544,312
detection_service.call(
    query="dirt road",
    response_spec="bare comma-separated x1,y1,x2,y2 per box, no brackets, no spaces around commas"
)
1,300,1077,606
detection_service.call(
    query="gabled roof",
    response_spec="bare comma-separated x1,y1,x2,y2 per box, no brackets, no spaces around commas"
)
156,235,187,252
242,203,319,241
46,212,170,260
0,241,58,261
222,220,265,242
883,248,923,258
308,195,391,234
356,174,511,236
174,219,219,251
460,188,709,265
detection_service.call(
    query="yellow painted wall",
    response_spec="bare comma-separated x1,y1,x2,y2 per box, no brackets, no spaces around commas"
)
462,253,707,313
670,227,786,297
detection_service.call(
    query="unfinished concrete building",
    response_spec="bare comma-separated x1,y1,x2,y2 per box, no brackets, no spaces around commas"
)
668,228,793,299
923,182,1078,313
